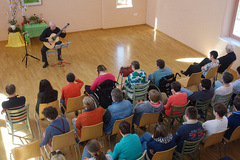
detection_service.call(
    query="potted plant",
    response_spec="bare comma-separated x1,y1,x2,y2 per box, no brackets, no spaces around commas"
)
29,14,39,24
8,19,17,30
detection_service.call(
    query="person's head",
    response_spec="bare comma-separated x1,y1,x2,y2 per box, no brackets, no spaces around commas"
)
66,72,75,82
49,21,56,31
83,96,95,110
111,88,123,102
119,121,130,135
148,89,161,103
42,106,58,121
153,123,169,138
209,50,218,60
51,151,66,160
185,106,198,120
86,140,106,160
5,84,16,95
233,96,240,111
171,81,181,94
200,79,211,90
39,79,53,92
131,61,140,70
156,59,165,69
221,71,233,84
236,66,240,77
97,65,107,74
213,102,227,118
226,43,235,53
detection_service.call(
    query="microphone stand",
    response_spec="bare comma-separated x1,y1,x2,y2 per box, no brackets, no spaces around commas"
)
22,32,40,68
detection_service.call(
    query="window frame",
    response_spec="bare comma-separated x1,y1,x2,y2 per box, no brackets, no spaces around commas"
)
230,0,240,41
116,0,133,9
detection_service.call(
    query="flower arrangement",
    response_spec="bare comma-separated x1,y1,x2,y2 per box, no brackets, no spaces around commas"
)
29,14,39,21
8,25,20,33
6,0,27,25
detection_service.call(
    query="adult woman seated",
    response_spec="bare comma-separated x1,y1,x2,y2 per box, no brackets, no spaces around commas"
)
85,65,115,94
35,79,58,115
140,123,176,159
107,121,142,160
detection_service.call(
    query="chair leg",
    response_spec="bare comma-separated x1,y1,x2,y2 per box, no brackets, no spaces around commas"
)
27,119,34,139
101,137,105,153
223,141,227,157
218,143,222,159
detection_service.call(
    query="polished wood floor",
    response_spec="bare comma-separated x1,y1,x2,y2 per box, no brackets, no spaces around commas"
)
0,24,239,160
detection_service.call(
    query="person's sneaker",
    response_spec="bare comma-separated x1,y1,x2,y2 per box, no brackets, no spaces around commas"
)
180,70,187,76
43,62,49,68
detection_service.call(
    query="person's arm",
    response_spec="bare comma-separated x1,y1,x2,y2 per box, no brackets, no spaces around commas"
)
40,127,51,147
134,103,145,115
39,29,49,42
75,115,82,130
61,88,65,100
90,77,100,91
75,78,84,89
164,97,172,110
103,109,111,124
108,143,121,159
58,27,66,38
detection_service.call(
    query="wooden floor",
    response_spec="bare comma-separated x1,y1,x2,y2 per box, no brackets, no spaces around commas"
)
0,24,239,160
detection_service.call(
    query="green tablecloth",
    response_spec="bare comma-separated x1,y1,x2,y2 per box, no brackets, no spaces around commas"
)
22,23,48,43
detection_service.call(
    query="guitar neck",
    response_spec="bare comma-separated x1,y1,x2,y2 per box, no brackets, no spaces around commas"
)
52,23,70,40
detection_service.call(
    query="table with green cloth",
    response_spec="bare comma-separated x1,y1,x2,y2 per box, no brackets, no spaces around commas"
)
22,23,48,44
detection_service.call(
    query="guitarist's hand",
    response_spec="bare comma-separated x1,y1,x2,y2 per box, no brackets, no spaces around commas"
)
48,39,53,43
62,29,66,33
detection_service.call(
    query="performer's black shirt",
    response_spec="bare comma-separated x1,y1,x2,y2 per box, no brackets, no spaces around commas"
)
39,27,66,42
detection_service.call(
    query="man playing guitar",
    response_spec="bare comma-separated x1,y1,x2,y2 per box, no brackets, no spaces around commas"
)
39,21,66,68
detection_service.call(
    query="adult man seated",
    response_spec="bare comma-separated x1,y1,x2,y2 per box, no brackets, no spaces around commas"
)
224,96,240,139
103,88,133,134
174,106,203,152
218,43,236,73
133,89,163,126
1,84,26,115
125,61,147,89
60,72,84,114
181,50,219,77
72,96,103,138
181,79,214,106
148,59,172,87
40,106,70,147
202,102,228,143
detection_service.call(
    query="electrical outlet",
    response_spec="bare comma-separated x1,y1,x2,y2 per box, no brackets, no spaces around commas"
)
133,13,138,16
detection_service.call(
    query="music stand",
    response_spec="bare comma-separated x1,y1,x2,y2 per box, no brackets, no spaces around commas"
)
51,42,71,72
22,32,40,68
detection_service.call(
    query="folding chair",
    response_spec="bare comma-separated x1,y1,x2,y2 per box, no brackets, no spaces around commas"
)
44,130,80,160
195,99,211,121
10,140,43,160
204,65,219,85
150,146,176,160
5,104,34,144
117,65,133,87
223,127,240,156
136,150,147,160
61,95,86,116
34,100,60,139
178,71,203,90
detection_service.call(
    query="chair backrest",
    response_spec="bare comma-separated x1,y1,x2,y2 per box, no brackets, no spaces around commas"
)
132,81,150,101
203,129,227,148
213,92,233,107
186,72,203,87
11,140,42,160
39,100,60,119
170,101,190,119
195,99,211,111
138,112,160,127
80,122,103,142
181,135,204,156
136,150,147,160
52,130,76,151
205,66,219,79
226,126,240,142
66,95,86,113
6,104,29,124
111,115,133,135
226,61,235,72
152,146,177,160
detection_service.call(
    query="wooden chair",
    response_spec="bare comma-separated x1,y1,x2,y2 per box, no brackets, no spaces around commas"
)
204,65,219,83
135,112,160,133
174,135,204,160
201,130,227,159
61,95,86,115
213,92,233,107
160,101,190,131
223,127,240,156
125,81,150,107
44,130,80,159
5,104,34,144
106,115,133,149
195,99,211,121
150,146,176,160
34,100,60,139
178,71,203,90
10,140,43,160
136,150,147,160
226,61,235,72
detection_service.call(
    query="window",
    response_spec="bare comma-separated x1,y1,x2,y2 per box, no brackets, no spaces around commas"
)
231,0,240,40
116,0,132,8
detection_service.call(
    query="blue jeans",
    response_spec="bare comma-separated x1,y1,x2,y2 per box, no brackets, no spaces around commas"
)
180,87,193,97
214,80,223,90
60,98,66,109
81,145,92,160
71,121,78,134
140,132,153,152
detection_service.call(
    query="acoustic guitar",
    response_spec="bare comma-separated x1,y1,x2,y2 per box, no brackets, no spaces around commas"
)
43,23,70,49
